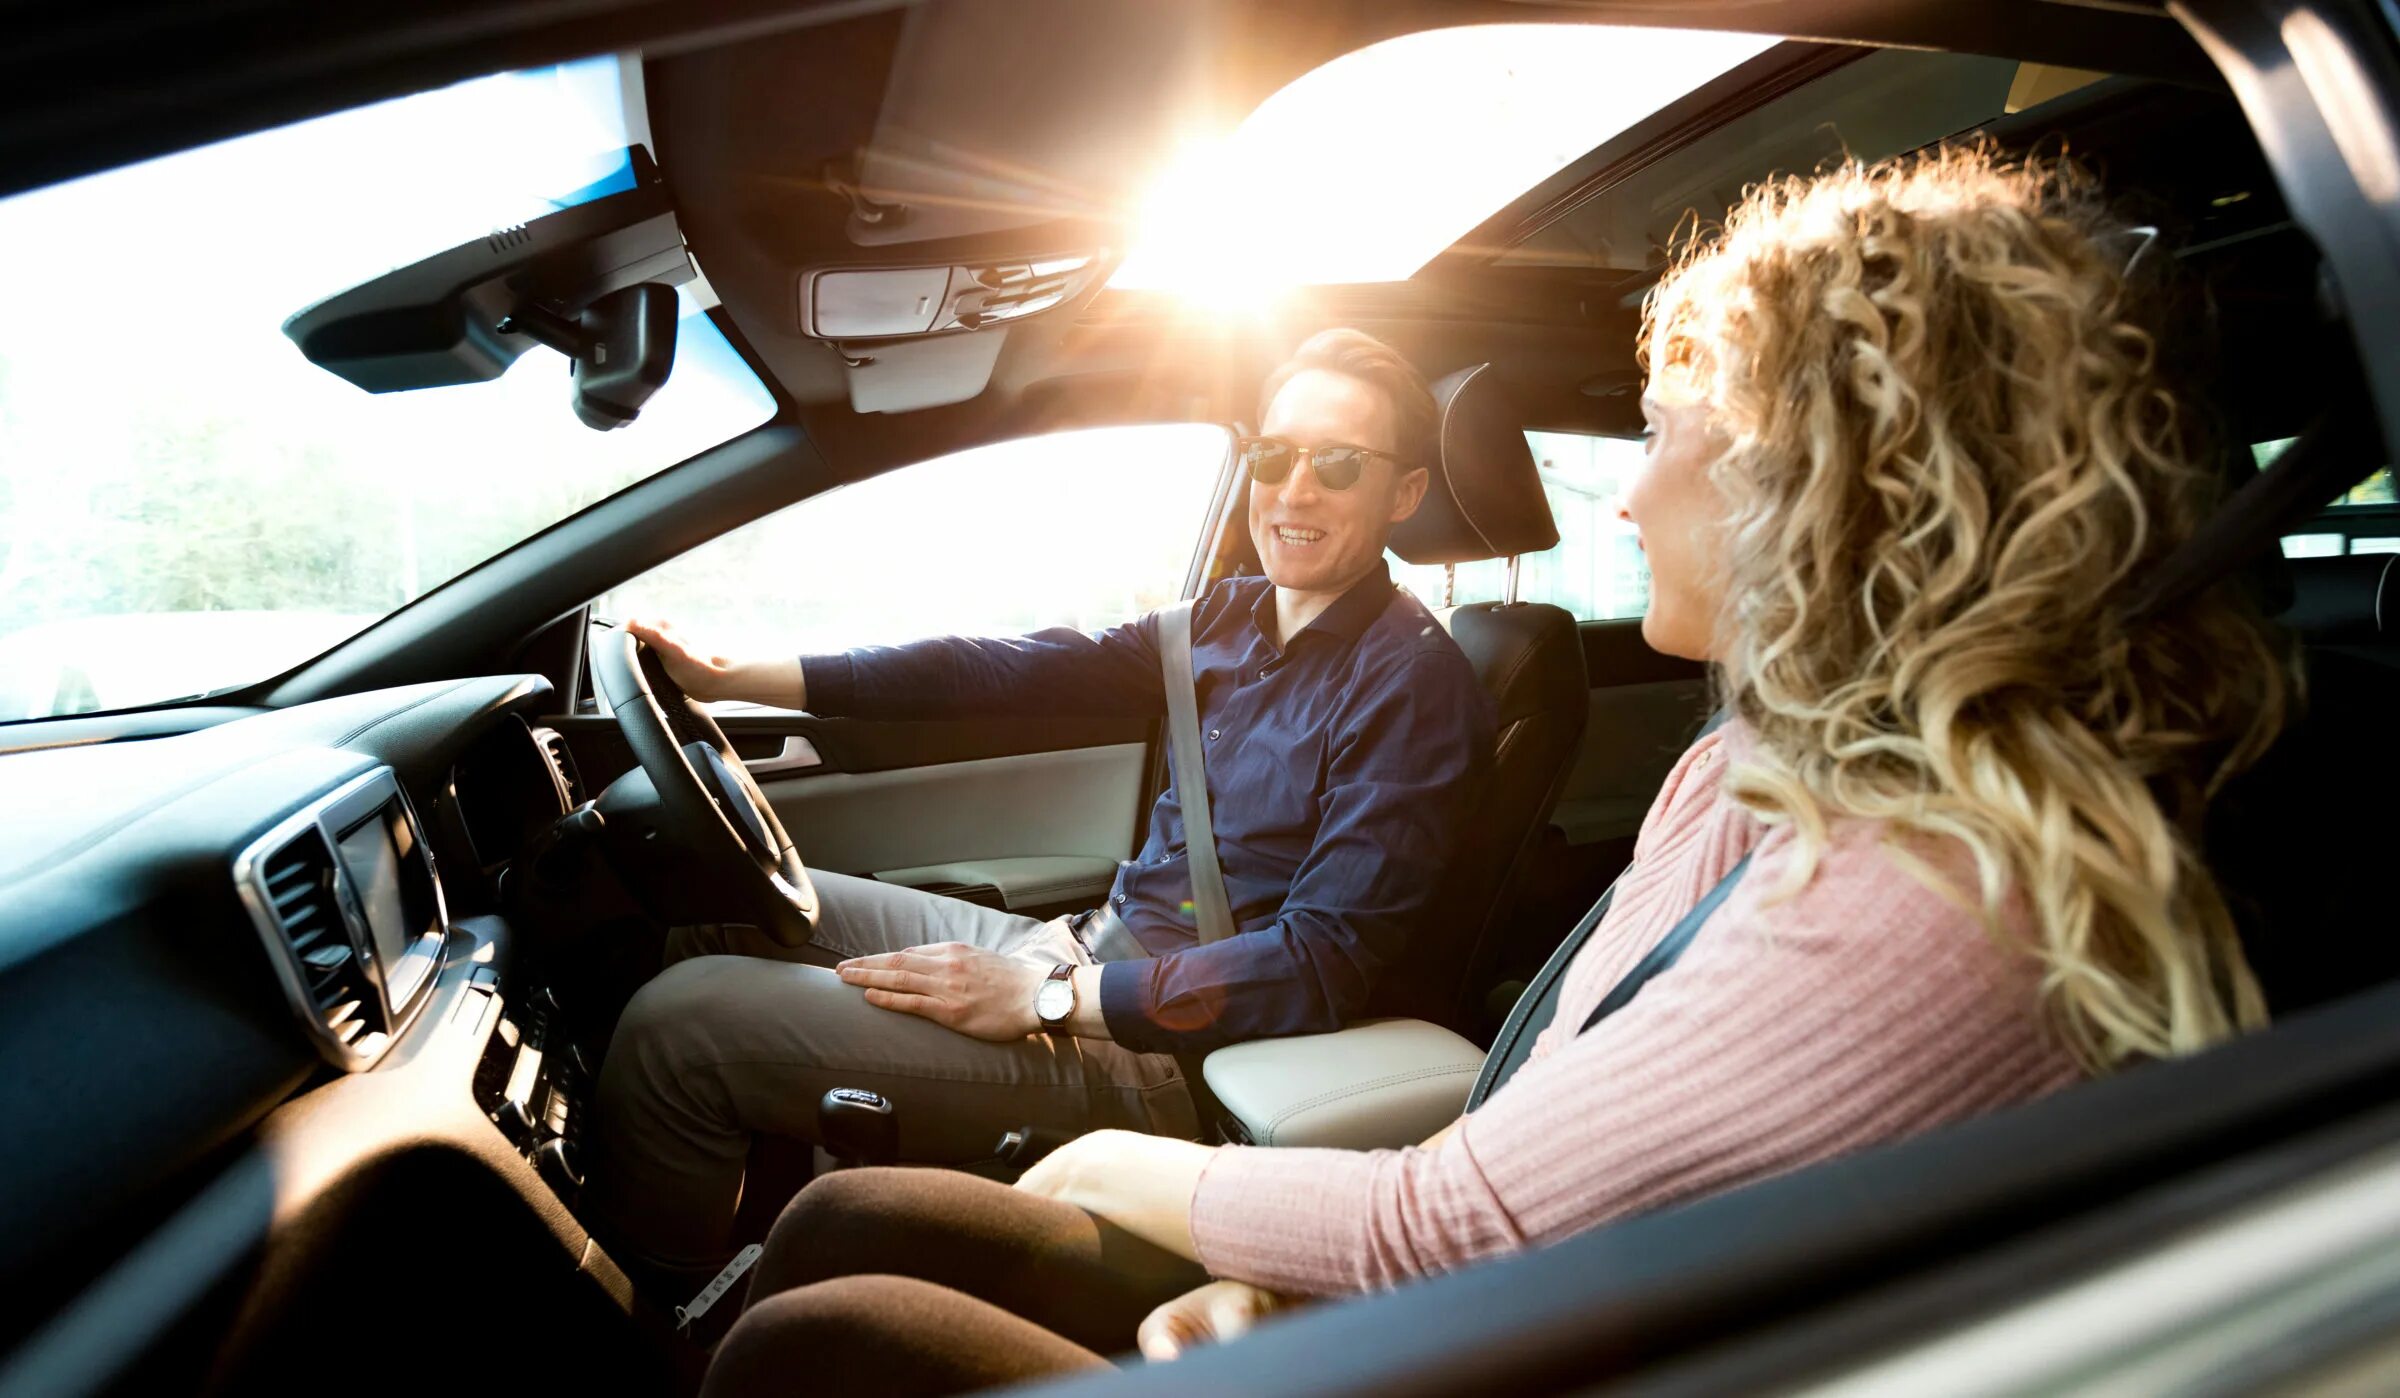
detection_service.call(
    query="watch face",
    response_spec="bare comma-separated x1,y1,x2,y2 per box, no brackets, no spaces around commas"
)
1036,974,1075,1024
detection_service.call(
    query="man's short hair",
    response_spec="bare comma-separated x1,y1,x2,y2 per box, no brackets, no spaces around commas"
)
1257,328,1439,469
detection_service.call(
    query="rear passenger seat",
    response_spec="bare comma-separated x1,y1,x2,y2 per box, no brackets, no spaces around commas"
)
2208,552,2400,1015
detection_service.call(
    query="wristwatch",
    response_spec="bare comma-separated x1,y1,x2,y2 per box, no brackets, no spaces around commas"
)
1034,962,1077,1029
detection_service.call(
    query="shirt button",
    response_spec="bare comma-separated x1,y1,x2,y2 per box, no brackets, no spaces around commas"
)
1208,729,1221,741
1113,893,1128,906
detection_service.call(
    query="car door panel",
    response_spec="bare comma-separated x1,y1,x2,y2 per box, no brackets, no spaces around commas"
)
717,710,1150,775
1554,675,1712,844
870,854,1123,914
757,742,1146,896
546,707,1154,916
716,710,1152,911
1551,619,1711,846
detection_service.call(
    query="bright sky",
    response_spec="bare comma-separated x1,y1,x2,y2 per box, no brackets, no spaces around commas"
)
1109,24,1779,302
0,57,771,537
0,58,775,716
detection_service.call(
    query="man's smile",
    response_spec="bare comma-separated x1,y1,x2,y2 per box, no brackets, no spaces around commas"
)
1272,525,1328,547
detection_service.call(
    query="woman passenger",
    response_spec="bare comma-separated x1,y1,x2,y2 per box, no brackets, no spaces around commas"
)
698,147,2294,1396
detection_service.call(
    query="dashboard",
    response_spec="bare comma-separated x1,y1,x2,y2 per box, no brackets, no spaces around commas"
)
0,674,640,1395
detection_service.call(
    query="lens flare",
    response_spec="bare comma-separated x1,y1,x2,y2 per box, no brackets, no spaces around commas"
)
1109,25,1778,302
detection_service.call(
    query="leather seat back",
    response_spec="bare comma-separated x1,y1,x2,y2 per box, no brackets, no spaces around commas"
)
2211,555,2400,1014
2280,552,2396,664
1367,365,1588,1029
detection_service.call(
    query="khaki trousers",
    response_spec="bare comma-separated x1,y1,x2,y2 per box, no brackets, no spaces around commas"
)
583,870,1194,1278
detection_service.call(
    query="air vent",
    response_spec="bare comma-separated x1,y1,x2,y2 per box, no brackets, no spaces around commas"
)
533,726,585,808
257,831,382,1051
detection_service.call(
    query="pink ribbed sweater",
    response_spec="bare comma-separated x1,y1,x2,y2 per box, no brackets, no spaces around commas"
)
1188,722,2086,1296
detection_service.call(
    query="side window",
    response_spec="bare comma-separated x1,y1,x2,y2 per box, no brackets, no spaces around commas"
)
600,423,1230,660
1390,430,1651,620
2335,465,2398,508
2266,439,2397,558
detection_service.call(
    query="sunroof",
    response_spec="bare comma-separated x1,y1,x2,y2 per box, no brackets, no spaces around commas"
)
1106,24,1778,305
1492,49,2076,272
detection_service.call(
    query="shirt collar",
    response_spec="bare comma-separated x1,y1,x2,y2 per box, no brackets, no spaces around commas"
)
1247,558,1397,652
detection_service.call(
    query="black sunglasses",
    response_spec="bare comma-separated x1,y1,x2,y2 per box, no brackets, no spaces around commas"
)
1237,435,1407,491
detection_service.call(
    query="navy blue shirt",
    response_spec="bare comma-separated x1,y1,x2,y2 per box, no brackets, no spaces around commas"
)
801,561,1495,1054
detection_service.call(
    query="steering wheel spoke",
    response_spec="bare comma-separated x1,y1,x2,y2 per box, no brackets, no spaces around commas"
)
590,624,819,947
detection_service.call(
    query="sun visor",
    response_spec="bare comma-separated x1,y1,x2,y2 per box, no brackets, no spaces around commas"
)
845,0,1209,247
843,329,1009,414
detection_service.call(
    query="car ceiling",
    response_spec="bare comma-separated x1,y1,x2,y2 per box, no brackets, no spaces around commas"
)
639,0,2249,483
5,0,2275,489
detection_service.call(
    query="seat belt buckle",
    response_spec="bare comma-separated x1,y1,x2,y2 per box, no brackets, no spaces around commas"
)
675,1242,764,1335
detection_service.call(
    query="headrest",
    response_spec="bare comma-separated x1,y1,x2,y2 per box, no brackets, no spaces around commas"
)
1389,364,1560,565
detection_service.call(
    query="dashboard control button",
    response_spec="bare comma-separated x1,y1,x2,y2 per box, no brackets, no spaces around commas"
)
496,1095,537,1143
535,1138,582,1195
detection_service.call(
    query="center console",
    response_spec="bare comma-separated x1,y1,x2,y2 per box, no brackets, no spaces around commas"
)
466,976,594,1204
1201,1017,1485,1149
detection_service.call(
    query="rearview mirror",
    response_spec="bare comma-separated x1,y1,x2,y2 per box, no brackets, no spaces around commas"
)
498,283,680,431
282,146,692,431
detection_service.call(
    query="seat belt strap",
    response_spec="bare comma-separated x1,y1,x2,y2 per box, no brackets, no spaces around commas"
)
1466,881,1618,1110
1576,710,1748,1032
1465,710,1737,1109
1159,600,1238,945
1577,852,1750,1035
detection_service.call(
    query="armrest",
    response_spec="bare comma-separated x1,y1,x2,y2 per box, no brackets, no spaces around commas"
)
1200,1018,1485,1149
875,856,1118,911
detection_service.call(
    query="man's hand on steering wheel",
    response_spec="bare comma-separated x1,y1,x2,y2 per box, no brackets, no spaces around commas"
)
591,621,820,947
623,616,739,701
624,616,808,709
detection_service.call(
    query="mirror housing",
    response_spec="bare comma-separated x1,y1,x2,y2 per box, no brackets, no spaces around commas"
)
572,284,679,431
282,145,693,430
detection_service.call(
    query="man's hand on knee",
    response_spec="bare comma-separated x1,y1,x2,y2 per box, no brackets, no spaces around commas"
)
836,943,1047,1042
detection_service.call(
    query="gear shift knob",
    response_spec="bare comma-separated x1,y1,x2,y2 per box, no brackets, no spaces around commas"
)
817,1087,897,1168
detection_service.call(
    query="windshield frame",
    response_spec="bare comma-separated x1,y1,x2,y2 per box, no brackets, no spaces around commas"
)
0,59,795,730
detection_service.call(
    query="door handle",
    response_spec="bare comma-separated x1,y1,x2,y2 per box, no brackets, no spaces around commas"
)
744,735,825,776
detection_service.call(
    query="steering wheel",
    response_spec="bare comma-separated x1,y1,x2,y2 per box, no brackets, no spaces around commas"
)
588,623,820,947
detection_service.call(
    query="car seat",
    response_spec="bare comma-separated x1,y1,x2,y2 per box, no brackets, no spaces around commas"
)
1363,364,1588,1032
2212,551,2400,1014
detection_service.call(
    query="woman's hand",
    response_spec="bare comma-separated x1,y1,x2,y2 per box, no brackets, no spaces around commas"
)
1013,1129,1218,1262
1137,1280,1291,1361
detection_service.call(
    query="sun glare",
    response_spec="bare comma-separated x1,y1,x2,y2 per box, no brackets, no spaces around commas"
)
1108,24,1779,301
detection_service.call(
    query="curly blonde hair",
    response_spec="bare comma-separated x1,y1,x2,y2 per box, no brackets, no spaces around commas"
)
1643,148,2293,1071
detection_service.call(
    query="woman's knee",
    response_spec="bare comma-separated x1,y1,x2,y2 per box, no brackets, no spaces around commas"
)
705,1281,898,1398
753,1167,928,1295
705,1277,1104,1398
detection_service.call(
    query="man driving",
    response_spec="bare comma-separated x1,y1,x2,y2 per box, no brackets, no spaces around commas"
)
585,329,1496,1287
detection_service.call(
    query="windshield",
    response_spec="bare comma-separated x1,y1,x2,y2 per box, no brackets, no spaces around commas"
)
0,58,778,724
